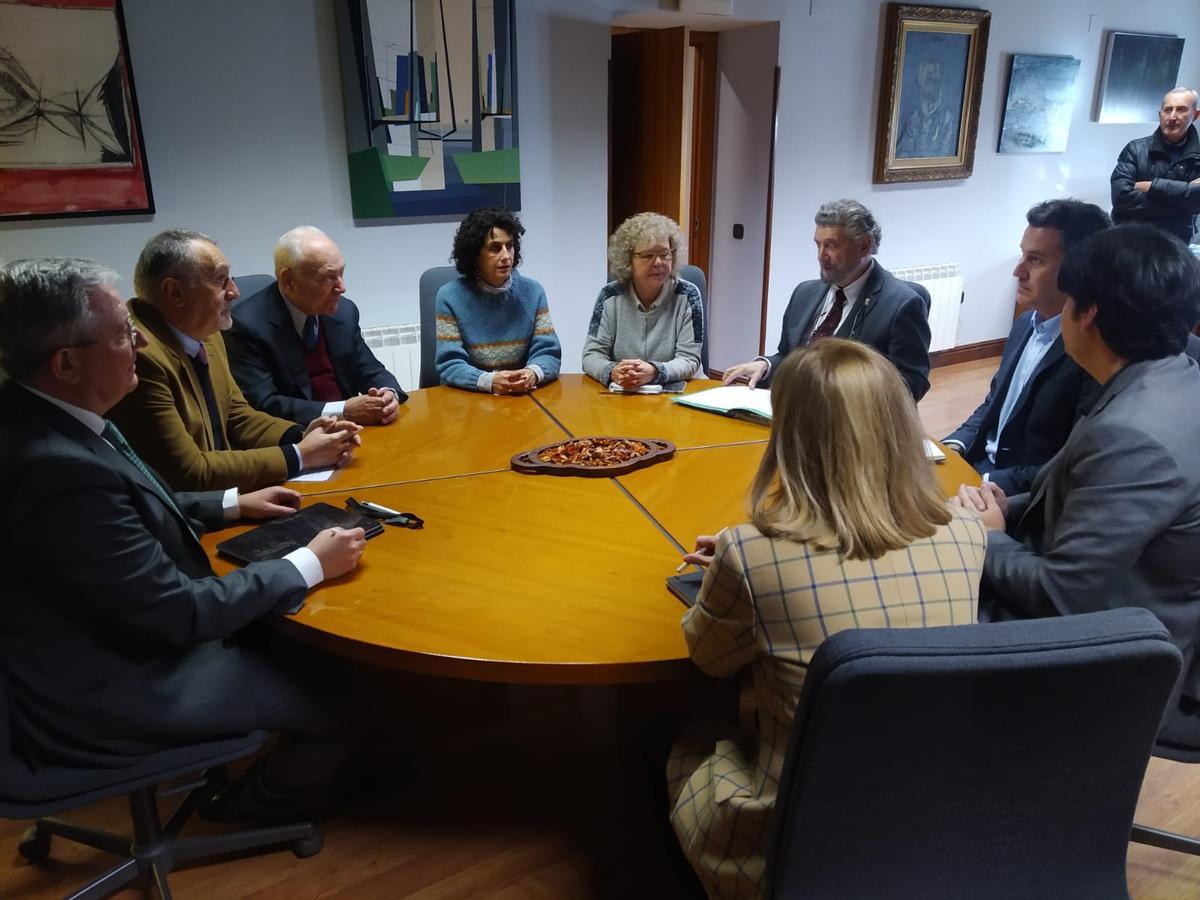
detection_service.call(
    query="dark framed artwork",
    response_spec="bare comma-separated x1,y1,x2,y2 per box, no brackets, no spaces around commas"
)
998,54,1081,153
1096,32,1184,124
873,4,991,184
0,0,153,221
334,0,520,220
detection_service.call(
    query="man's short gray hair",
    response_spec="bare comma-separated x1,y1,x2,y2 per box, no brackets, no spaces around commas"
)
1164,86,1200,110
274,225,330,275
133,228,213,300
814,199,882,254
0,258,119,381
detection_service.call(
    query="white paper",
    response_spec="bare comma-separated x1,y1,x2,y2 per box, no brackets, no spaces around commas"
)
676,385,773,419
288,467,337,483
923,439,947,462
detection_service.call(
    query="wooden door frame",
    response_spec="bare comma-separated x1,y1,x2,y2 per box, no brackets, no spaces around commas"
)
687,31,718,280
758,65,780,356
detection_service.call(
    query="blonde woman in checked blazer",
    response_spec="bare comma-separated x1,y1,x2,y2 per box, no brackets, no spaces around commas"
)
667,339,986,898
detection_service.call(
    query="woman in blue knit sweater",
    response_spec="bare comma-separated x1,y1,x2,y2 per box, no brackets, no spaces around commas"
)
435,208,562,394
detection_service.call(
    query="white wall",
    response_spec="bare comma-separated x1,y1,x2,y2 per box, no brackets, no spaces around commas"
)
2,0,1198,370
708,22,778,371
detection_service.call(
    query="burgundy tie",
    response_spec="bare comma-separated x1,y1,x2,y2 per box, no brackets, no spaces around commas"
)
811,289,847,341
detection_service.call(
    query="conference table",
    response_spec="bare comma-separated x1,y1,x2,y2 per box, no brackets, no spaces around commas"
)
202,375,980,686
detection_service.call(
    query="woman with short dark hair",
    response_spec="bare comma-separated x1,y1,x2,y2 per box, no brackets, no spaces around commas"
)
435,207,561,394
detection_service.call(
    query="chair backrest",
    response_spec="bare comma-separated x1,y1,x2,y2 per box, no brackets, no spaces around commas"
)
232,273,276,302
677,264,709,377
765,607,1181,900
906,278,932,316
419,266,459,389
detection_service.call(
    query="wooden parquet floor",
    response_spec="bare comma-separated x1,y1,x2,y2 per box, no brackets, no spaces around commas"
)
5,359,1200,899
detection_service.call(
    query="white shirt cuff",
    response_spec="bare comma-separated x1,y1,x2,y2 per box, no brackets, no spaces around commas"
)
943,440,966,452
321,400,346,416
753,356,772,376
528,364,545,385
283,546,324,590
294,445,304,471
982,472,991,483
222,488,240,521
478,371,496,393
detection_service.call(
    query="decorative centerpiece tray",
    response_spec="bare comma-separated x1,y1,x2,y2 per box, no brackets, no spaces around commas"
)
511,436,675,477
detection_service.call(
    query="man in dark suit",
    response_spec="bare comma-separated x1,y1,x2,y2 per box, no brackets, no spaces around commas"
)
954,226,1200,747
0,258,368,820
225,226,406,427
722,199,931,400
942,200,1110,494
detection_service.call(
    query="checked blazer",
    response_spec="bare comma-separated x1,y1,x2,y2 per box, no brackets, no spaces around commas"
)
667,508,986,898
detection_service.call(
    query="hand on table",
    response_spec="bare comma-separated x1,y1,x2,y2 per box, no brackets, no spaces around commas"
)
239,486,301,520
612,359,656,389
307,526,367,580
492,369,537,395
298,416,361,469
721,359,768,389
344,388,400,426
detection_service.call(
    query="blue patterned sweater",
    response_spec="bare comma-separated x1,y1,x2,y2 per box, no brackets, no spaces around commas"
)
434,271,562,392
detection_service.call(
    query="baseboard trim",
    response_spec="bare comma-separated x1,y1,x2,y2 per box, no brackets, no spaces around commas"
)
930,338,1006,368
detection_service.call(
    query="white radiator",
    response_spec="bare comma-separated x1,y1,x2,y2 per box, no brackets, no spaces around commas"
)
892,263,963,353
362,323,422,392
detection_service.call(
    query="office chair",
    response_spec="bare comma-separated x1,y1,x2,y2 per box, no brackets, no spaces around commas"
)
677,264,710,377
418,266,459,389
764,607,1180,900
2,674,322,899
231,273,276,301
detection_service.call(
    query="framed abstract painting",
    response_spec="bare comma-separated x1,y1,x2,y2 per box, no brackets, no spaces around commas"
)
334,0,520,220
998,54,1081,153
0,0,154,221
873,4,991,184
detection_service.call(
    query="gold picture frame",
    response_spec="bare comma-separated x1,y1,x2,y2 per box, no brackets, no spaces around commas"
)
873,4,991,184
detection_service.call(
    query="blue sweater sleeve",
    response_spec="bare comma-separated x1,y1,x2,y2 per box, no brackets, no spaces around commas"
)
434,285,490,392
525,281,562,383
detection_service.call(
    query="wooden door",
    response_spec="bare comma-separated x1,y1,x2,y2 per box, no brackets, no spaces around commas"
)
687,31,718,277
609,27,686,232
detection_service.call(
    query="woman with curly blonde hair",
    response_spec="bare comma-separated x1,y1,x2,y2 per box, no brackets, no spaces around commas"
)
582,212,704,389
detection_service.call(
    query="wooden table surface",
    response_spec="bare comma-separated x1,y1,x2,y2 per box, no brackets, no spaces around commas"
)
203,375,981,684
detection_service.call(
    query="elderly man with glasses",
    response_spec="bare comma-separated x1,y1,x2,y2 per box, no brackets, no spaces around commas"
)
109,229,361,492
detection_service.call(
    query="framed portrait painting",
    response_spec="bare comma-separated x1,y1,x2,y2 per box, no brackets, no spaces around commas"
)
873,4,991,184
0,0,153,221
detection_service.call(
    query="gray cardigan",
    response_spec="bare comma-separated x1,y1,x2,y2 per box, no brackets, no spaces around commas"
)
581,277,704,385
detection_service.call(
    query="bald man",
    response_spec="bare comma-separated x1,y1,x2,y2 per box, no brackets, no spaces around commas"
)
225,226,406,427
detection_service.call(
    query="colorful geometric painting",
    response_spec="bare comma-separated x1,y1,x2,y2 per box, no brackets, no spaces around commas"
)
335,0,519,219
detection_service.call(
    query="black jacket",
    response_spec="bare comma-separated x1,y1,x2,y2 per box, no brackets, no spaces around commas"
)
1110,125,1200,243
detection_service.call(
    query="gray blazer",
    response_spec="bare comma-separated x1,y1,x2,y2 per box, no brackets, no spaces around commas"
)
0,382,308,767
764,262,931,400
984,354,1200,703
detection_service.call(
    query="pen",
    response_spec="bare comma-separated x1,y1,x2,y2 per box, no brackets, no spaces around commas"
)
359,500,402,517
675,560,690,573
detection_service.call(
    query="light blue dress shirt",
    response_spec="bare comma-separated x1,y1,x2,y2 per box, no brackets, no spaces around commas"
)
984,312,1062,464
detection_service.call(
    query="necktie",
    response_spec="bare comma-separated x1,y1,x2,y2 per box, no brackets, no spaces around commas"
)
811,288,847,341
303,316,319,350
101,420,199,540
191,345,226,451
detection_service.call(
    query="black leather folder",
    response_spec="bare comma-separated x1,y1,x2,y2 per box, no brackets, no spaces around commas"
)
216,502,384,565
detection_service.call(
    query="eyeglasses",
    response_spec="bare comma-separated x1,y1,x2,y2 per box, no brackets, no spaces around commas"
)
54,317,139,353
633,249,674,263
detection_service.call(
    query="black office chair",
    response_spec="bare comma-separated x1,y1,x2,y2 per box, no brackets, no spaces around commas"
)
231,273,276,301
764,607,1180,900
418,266,459,389
677,264,709,377
2,676,322,899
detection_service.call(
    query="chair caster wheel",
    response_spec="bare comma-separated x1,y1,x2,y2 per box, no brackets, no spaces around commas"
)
18,825,51,862
292,831,324,859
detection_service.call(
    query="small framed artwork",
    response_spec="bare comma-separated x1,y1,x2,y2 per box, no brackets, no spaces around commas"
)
1096,32,1184,124
873,4,991,184
998,54,1081,154
0,0,153,221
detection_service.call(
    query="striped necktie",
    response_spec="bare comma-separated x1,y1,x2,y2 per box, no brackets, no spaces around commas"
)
811,288,847,341
101,420,199,540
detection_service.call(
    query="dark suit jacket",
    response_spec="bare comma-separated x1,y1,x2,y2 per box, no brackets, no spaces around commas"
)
944,312,1098,494
764,263,931,400
984,354,1200,711
0,382,307,767
225,282,405,426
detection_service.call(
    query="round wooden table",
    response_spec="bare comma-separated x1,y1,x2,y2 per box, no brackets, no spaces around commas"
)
202,375,980,685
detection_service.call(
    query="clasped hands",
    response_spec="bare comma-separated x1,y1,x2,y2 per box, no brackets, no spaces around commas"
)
950,481,1009,531
297,414,362,470
344,387,400,425
611,359,657,390
491,368,538,395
